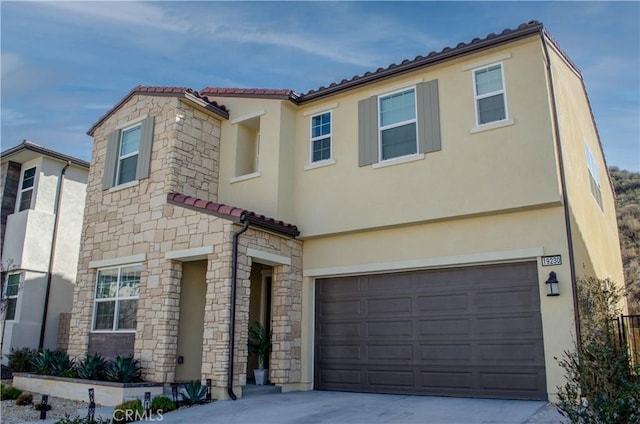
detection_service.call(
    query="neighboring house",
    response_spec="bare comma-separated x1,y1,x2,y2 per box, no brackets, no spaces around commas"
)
1,141,89,360
68,21,624,402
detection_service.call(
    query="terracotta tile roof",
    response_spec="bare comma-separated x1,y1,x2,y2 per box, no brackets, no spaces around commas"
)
198,22,550,105
199,87,299,100
167,192,300,238
297,21,547,102
87,85,230,136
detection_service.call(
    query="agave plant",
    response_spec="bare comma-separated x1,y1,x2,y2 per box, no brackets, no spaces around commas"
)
180,380,208,406
6,347,38,372
32,349,75,377
105,355,143,383
76,353,108,380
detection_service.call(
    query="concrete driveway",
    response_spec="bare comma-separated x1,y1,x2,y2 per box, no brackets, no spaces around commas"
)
156,391,566,424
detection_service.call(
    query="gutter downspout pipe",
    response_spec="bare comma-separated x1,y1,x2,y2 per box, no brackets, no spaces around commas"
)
39,161,70,349
227,219,250,400
541,31,581,346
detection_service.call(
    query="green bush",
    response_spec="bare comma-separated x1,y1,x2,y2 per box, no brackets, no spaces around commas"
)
1,385,23,400
7,347,38,372
105,355,142,383
150,396,177,413
76,353,108,380
32,349,76,377
113,399,144,424
180,380,208,406
555,277,640,423
15,392,33,405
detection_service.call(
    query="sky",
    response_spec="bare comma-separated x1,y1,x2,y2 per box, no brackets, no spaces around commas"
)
1,1,639,172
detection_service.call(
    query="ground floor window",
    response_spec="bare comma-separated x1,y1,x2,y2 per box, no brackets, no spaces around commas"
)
92,264,141,331
3,273,20,320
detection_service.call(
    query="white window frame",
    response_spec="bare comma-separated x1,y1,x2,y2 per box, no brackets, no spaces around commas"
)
473,62,509,126
309,111,333,165
585,143,600,186
377,86,419,162
115,124,141,187
91,264,141,333
3,273,21,321
17,166,37,212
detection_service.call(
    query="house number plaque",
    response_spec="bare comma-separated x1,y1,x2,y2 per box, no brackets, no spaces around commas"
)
541,255,562,266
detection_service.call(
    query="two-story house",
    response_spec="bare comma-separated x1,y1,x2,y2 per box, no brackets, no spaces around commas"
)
1,141,89,360
67,21,624,402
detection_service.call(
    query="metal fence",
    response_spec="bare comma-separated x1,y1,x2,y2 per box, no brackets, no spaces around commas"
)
613,314,640,371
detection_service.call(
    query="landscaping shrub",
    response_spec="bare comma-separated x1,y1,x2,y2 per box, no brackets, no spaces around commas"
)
15,392,33,405
180,380,208,406
76,353,108,380
32,349,76,377
151,396,176,413
112,399,144,424
555,277,640,423
1,385,23,400
7,347,38,372
105,355,143,383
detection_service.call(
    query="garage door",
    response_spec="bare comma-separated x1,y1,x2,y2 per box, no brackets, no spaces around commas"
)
314,262,547,400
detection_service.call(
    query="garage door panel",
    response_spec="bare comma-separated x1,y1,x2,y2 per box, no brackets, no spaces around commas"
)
315,262,547,400
320,299,361,316
318,345,361,360
418,318,471,336
416,293,470,313
320,321,361,337
367,344,413,361
367,320,413,337
420,343,472,362
368,297,412,315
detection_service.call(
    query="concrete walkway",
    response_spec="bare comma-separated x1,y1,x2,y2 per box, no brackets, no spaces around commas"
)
154,391,567,424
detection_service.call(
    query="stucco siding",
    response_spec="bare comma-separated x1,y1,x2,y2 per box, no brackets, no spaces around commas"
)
292,36,560,237
546,44,624,285
302,206,575,399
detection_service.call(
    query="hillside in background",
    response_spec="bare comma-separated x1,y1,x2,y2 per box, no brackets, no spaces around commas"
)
609,167,640,313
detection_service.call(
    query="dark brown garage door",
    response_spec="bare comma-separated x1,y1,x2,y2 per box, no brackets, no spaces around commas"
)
314,262,547,400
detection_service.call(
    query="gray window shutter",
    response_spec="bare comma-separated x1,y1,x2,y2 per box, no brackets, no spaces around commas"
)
136,116,155,180
358,96,378,166
102,130,120,190
417,80,441,154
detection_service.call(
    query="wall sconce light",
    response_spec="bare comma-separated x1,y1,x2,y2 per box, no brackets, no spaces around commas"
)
545,271,559,296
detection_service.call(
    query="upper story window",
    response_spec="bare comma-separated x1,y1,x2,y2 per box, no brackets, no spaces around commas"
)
474,63,508,125
92,264,141,332
378,88,418,161
358,80,441,167
585,143,603,210
3,273,20,321
102,116,154,190
116,125,141,186
18,166,36,211
310,112,332,163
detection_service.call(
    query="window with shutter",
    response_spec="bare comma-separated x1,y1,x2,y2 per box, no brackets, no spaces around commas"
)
102,116,154,189
358,80,441,167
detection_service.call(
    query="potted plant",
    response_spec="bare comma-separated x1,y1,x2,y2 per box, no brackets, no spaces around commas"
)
248,321,271,385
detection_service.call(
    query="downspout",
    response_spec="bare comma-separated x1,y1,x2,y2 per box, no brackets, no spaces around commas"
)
541,32,582,346
227,219,250,400
39,161,70,349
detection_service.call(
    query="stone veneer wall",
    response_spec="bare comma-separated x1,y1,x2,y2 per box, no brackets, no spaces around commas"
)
68,94,224,380
69,93,304,393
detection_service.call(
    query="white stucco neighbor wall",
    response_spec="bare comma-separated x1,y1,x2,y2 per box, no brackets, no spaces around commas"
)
1,155,88,357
